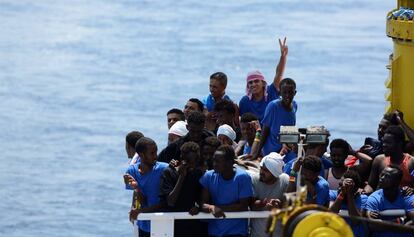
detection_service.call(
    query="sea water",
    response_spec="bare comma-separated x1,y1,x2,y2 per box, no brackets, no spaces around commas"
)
0,0,395,236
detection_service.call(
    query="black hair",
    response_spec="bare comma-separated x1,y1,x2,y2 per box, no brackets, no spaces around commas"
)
240,112,258,123
383,113,394,122
135,137,156,154
187,111,206,125
210,72,227,87
303,155,322,173
203,136,221,149
384,125,405,144
215,145,236,161
343,169,362,189
126,131,144,148
214,99,236,115
329,139,350,153
181,141,200,156
189,98,204,112
388,164,403,183
280,78,296,89
167,108,185,120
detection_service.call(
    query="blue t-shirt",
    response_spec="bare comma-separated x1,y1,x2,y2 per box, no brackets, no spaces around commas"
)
261,99,297,156
329,190,368,237
365,189,414,237
199,168,253,236
307,176,329,206
243,143,251,155
126,162,169,232
283,151,297,164
203,94,231,112
283,156,330,179
125,158,141,190
239,84,280,122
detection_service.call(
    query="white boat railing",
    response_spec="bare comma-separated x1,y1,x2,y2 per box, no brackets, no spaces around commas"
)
133,209,406,237
134,211,270,237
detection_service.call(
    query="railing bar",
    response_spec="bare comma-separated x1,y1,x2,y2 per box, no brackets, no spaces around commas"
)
137,211,271,221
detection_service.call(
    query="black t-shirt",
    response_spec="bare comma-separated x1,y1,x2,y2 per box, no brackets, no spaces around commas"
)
158,129,214,163
159,167,207,237
159,166,203,211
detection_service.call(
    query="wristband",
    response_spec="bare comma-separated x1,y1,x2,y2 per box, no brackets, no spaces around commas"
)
254,138,261,143
337,193,345,201
289,176,295,182
290,170,296,177
255,131,262,138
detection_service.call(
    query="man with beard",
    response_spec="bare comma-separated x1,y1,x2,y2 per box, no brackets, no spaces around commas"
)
364,125,414,194
364,165,414,237
327,138,372,189
250,152,289,237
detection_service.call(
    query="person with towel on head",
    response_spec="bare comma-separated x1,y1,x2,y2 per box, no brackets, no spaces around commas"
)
217,124,237,149
239,38,288,122
168,121,188,145
250,152,289,237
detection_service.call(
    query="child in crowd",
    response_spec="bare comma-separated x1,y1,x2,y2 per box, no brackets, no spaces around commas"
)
287,155,330,207
159,142,207,237
236,113,260,159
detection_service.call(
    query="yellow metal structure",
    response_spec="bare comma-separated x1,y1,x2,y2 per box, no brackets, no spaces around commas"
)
385,0,414,130
291,211,353,237
267,186,354,237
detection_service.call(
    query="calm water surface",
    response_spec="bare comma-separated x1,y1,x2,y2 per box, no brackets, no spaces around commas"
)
0,0,395,236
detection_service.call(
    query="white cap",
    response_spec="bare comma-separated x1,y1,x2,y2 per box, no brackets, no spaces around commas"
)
260,152,285,178
217,124,236,141
168,121,188,137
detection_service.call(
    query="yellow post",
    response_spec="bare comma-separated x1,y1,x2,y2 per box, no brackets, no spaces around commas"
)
385,0,414,130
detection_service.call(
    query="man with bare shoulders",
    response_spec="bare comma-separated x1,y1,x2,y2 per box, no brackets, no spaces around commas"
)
364,125,414,194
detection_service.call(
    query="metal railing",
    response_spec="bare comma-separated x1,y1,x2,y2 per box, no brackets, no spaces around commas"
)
132,209,407,237
134,211,270,237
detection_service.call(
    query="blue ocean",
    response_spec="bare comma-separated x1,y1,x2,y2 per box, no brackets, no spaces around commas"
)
0,0,394,236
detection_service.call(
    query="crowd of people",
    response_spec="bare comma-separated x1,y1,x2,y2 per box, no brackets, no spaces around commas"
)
122,38,414,237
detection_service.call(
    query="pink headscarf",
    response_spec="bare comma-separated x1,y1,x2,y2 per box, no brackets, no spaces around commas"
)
246,70,268,101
